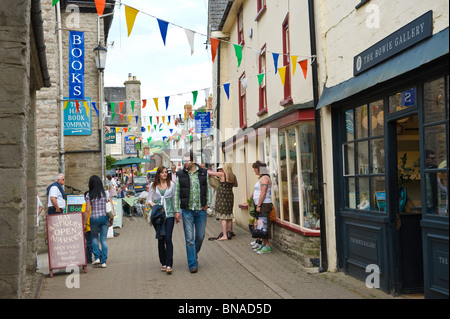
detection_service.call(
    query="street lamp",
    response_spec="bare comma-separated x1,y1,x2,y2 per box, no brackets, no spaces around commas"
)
94,42,107,183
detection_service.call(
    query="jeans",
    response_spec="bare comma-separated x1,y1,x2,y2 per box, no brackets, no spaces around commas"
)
85,231,93,263
158,217,175,267
90,216,109,263
181,209,207,269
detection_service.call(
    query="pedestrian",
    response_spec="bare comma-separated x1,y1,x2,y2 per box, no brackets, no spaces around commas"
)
171,165,177,183
208,163,238,240
148,166,177,274
106,175,117,198
83,175,113,268
251,161,273,254
46,173,66,214
174,150,211,273
82,191,93,264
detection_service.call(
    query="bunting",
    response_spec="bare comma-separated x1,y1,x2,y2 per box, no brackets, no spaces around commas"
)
257,73,265,87
94,0,105,16
272,53,279,74
192,91,198,105
142,99,147,108
157,19,169,46
165,96,170,111
185,29,195,55
278,66,286,86
153,98,159,112
125,5,139,37
223,83,230,100
299,59,308,79
210,37,220,63
291,55,298,76
52,0,60,6
233,44,243,67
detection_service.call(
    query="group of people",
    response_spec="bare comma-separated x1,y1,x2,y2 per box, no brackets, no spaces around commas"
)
42,153,274,274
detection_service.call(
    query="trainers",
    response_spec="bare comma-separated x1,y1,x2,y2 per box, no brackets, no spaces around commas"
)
250,240,257,246
251,242,260,249
257,246,272,254
253,245,264,252
99,263,107,268
92,259,100,265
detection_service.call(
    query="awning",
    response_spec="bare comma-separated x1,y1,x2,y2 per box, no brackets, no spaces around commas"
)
316,27,449,109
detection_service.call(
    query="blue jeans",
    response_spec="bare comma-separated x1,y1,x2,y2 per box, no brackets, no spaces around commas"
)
85,231,93,263
181,209,207,270
90,216,109,264
158,217,175,267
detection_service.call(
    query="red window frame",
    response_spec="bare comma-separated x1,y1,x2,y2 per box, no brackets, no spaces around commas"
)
255,0,266,21
280,13,293,106
258,44,268,116
237,6,245,45
239,72,247,128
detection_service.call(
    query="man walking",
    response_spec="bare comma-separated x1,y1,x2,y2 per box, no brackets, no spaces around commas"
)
46,173,66,214
174,151,211,273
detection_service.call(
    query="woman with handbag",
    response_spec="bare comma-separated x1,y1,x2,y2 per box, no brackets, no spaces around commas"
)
83,175,113,268
147,166,176,274
251,161,273,254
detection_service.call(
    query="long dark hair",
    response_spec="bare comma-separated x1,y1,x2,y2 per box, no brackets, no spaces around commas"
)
88,175,106,200
152,166,171,190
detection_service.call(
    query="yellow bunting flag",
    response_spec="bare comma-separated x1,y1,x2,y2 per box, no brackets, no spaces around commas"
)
125,5,139,37
153,98,159,112
291,55,298,76
83,101,89,116
115,127,119,133
63,100,70,110
278,66,287,86
128,115,132,123
162,116,165,124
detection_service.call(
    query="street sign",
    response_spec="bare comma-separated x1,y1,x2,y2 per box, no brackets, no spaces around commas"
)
195,111,211,135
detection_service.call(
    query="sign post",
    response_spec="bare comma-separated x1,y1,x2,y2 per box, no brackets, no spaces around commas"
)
46,212,87,277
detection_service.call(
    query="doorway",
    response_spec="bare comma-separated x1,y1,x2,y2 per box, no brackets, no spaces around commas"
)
394,114,424,294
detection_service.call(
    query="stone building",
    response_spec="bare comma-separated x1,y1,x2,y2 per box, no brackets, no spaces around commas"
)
0,0,51,298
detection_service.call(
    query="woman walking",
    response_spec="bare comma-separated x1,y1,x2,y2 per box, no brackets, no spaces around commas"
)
83,175,114,268
148,166,176,274
251,161,273,254
208,163,238,240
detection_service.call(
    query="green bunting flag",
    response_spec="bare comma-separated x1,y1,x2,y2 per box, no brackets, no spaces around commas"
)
257,73,265,87
233,44,243,67
110,102,115,113
192,91,198,105
52,0,60,6
131,100,135,113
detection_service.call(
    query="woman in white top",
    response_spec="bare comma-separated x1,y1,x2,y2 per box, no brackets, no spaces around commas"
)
147,166,177,274
251,161,273,254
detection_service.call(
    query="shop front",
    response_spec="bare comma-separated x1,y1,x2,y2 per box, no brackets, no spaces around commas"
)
319,24,449,297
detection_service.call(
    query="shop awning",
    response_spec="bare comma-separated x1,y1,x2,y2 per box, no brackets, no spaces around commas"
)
316,27,449,109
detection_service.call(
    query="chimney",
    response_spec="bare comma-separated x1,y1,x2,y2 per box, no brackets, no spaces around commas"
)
128,73,132,80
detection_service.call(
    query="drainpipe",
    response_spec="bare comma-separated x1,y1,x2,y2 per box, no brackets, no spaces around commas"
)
56,2,65,175
216,44,221,165
308,0,327,272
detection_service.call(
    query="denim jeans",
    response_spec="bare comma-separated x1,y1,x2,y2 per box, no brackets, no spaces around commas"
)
181,209,207,269
90,216,109,263
85,231,93,263
158,217,175,267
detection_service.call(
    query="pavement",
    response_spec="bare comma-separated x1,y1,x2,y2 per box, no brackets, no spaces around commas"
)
31,213,399,301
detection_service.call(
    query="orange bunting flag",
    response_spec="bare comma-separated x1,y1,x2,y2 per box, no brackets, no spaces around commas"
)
153,98,159,112
299,59,308,79
94,0,105,16
119,101,124,114
142,99,147,108
75,101,80,114
278,66,287,86
123,127,128,133
210,37,220,63
120,114,124,123
125,5,139,37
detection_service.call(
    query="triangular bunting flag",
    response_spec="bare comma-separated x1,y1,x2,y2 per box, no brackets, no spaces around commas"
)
111,112,116,121
115,127,119,133
94,0,105,16
110,102,115,113
147,137,152,143
233,44,243,67
153,98,159,112
83,101,89,116
128,115,132,123
223,83,230,100
210,37,220,63
125,5,139,37
192,91,198,105
157,19,169,46
75,101,80,114
124,128,129,133
299,59,308,79
162,116,165,124
120,114,124,123
119,101,124,114
278,66,287,86
63,100,69,110
150,117,153,125
135,116,138,124
257,73,265,87
131,100,135,112
142,99,147,108
185,29,195,55
272,53,279,74
165,96,170,110
156,116,159,124
52,0,60,7
92,102,99,117
170,129,173,134
291,55,298,76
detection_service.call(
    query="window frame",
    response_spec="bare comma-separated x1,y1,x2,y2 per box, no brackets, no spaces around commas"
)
258,44,268,116
255,0,266,21
280,13,293,106
239,72,247,129
237,5,245,45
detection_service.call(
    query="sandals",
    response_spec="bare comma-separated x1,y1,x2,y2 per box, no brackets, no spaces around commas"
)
161,265,167,272
166,266,173,274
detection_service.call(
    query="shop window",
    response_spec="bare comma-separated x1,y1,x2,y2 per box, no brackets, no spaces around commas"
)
279,131,289,221
423,76,448,217
342,101,386,213
239,72,247,128
270,131,280,220
110,132,122,155
389,87,416,113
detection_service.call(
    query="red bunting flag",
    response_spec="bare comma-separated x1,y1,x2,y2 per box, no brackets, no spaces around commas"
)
120,114,124,123
119,101,124,114
142,99,147,108
75,101,80,114
94,0,105,16
210,37,220,63
299,59,308,79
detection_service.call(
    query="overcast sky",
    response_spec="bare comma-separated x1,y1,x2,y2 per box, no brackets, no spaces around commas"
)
104,0,212,139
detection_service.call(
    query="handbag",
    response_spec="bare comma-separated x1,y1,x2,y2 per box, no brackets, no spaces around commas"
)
252,216,269,239
105,192,115,219
269,204,276,221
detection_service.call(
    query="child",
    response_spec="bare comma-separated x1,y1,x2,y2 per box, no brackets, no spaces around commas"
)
82,191,93,263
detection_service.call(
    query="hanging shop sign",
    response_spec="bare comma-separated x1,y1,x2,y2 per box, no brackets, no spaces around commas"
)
64,98,92,136
69,31,85,99
194,111,211,135
124,138,137,154
105,127,116,144
354,11,432,76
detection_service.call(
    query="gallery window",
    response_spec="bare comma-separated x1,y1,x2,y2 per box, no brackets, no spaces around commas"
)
110,132,122,155
342,100,386,212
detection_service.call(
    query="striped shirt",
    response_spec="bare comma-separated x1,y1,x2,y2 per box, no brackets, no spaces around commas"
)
174,166,211,212
86,192,107,218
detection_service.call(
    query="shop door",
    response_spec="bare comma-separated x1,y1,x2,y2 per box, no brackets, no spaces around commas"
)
393,114,424,294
